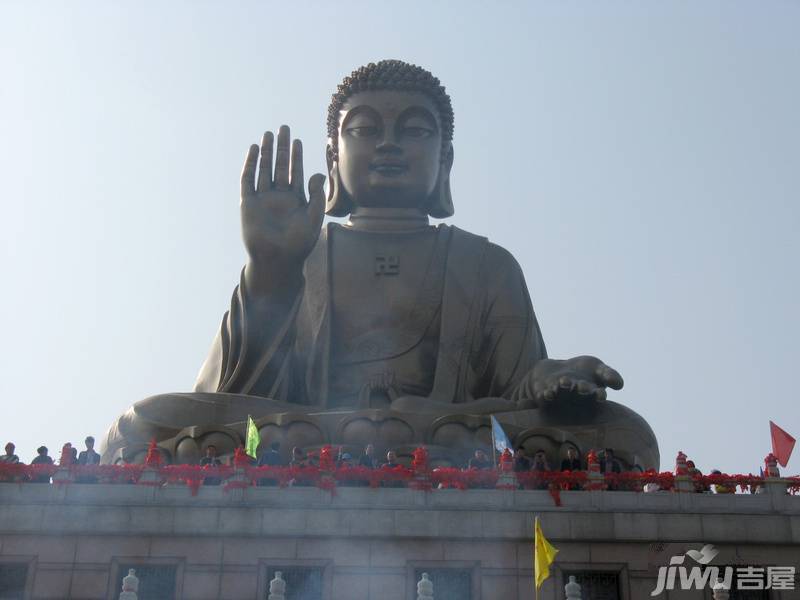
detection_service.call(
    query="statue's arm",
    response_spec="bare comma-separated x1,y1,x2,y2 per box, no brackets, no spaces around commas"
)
471,245,624,409
194,126,325,396
193,268,304,395
470,243,548,398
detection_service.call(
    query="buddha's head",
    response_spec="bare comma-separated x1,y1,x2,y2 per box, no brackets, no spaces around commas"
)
326,60,455,218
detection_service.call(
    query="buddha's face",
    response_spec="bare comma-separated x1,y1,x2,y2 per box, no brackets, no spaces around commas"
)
334,90,450,209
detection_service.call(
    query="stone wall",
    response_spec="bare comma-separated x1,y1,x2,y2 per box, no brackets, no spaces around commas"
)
0,484,798,599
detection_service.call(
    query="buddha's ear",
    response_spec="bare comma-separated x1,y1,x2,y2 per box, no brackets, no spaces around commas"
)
325,142,352,216
428,142,454,219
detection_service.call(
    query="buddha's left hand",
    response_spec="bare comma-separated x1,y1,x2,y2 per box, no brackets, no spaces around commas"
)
515,355,623,408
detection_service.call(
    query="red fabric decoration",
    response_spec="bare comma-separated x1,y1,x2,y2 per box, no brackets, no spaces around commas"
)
0,461,797,502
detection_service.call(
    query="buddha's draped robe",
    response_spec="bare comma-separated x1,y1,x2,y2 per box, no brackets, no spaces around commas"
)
103,223,548,460
194,223,547,406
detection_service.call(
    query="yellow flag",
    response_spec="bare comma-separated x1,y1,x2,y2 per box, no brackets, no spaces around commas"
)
245,416,259,459
534,516,559,595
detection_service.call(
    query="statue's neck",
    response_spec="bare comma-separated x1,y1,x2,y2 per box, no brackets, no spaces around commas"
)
346,207,430,232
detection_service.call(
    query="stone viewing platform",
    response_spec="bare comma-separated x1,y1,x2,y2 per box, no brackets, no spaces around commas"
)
0,482,798,599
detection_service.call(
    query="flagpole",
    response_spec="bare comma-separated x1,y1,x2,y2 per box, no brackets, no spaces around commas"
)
490,414,497,467
534,513,539,600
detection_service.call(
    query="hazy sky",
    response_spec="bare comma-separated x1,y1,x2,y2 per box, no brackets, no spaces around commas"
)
1,1,798,474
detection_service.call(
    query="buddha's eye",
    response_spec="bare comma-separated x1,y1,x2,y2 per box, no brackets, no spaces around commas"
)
402,126,434,139
346,126,378,138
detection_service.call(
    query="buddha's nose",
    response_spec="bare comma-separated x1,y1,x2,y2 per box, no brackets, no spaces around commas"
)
376,133,402,153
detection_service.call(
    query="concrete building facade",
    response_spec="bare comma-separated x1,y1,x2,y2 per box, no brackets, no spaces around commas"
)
0,483,798,599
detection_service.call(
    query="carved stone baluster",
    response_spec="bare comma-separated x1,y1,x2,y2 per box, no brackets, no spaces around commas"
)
712,578,730,600
417,572,434,600
118,569,139,600
268,571,286,600
564,575,582,600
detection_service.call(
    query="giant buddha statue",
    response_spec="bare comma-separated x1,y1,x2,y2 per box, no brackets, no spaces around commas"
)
102,60,659,469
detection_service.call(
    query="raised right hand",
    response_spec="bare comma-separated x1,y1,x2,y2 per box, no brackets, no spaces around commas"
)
240,125,325,283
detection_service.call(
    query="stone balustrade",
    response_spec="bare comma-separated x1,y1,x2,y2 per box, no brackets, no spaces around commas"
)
0,483,796,599
564,575,582,600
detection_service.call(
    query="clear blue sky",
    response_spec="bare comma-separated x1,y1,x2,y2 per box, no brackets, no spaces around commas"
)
1,1,798,473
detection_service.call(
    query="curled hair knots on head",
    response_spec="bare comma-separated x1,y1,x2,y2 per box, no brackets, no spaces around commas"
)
326,59,454,161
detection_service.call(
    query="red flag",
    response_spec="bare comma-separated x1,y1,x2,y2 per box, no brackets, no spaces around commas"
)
769,421,796,468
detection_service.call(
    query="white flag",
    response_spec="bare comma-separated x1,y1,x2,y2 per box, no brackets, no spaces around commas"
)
491,415,511,454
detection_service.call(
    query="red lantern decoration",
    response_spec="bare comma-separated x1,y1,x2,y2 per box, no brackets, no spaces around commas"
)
674,451,688,476
499,448,513,472
144,439,162,468
319,445,335,472
59,443,73,466
412,447,429,473
586,450,599,473
233,447,251,467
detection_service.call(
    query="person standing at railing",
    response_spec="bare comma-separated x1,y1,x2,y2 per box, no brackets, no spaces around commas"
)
30,446,53,483
513,447,531,472
258,442,283,467
560,446,581,472
289,447,308,468
531,450,551,490
599,448,621,490
467,449,492,470
200,445,223,486
0,442,19,465
380,450,405,488
255,442,283,487
559,446,582,490
599,448,620,474
78,436,101,466
77,436,101,483
0,443,21,483
358,444,378,469
687,460,710,493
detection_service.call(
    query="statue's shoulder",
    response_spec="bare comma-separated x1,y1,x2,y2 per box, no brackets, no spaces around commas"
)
445,225,523,275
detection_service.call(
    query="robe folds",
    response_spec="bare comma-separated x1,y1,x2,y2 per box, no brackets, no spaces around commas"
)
193,223,547,407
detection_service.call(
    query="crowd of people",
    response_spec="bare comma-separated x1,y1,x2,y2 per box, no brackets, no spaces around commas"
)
0,437,744,494
0,437,102,483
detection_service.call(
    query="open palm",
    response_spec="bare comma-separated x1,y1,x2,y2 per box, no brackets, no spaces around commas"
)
240,125,325,276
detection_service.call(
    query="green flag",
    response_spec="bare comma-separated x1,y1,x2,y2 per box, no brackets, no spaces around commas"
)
245,415,259,459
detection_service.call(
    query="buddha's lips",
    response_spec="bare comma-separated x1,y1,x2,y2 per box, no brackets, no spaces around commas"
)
370,161,408,175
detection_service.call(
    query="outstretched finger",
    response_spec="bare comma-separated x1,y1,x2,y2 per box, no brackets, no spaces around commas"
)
307,173,326,235
257,131,274,192
595,363,624,390
240,144,259,197
291,139,304,194
274,125,291,189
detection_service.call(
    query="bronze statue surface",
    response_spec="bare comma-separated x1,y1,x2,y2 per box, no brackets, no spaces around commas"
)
102,60,659,469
